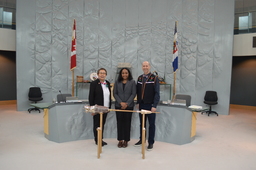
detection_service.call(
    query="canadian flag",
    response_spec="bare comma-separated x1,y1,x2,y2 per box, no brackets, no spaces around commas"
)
70,19,76,70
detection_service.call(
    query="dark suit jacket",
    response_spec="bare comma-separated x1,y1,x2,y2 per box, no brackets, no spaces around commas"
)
89,79,111,108
113,79,136,108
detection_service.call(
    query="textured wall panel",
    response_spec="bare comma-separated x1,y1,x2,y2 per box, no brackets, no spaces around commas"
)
137,0,152,77
98,0,113,80
16,0,37,108
112,0,126,78
150,0,167,78
17,0,234,115
35,0,52,96
197,0,216,90
69,0,85,81
180,0,198,96
52,0,68,95
83,0,100,80
125,0,139,79
164,0,182,84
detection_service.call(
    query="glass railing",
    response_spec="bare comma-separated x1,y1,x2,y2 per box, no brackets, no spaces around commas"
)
1,2,255,34
234,11,256,34
0,7,16,30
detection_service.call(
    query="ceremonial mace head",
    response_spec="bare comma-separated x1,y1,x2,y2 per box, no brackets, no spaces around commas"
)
84,105,109,113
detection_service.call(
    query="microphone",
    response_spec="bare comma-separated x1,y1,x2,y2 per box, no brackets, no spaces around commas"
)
59,90,66,103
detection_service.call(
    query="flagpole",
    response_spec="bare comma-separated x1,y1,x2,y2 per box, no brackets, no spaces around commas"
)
172,71,176,100
72,69,75,97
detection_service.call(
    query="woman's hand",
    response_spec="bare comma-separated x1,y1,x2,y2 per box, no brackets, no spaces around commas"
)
120,102,128,110
136,104,139,110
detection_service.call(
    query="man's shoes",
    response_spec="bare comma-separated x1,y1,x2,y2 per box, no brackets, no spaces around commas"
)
134,140,142,147
102,141,107,146
117,141,123,148
123,141,128,148
147,144,153,151
95,140,108,146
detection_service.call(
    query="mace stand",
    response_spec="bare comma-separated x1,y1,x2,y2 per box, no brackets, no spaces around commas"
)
84,105,160,159
140,109,160,159
97,112,104,159
141,112,146,159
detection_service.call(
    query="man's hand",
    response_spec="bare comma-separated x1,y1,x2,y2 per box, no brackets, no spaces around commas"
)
151,107,156,113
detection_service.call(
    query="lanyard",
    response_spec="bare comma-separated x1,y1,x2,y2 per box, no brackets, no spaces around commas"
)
141,74,152,100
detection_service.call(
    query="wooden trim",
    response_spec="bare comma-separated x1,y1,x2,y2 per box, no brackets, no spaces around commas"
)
0,100,16,105
191,112,197,137
44,109,49,135
230,104,256,111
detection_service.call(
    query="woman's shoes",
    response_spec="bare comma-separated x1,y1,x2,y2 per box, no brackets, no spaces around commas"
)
117,141,128,148
118,141,123,148
123,141,128,148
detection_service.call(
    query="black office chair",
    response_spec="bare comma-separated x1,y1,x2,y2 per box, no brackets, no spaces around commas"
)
174,94,191,107
202,91,218,116
57,94,72,103
28,87,43,113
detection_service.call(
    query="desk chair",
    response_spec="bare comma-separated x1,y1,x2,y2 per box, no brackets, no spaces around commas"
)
28,87,43,113
202,91,218,116
174,94,191,107
57,94,72,103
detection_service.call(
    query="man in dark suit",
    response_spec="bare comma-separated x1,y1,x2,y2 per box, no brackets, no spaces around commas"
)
134,61,160,151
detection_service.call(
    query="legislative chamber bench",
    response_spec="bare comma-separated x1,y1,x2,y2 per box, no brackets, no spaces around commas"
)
33,102,197,145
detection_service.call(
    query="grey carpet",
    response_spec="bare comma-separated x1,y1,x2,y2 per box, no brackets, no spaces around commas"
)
0,104,256,170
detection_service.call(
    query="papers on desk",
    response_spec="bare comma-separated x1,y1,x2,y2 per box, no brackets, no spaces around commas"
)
170,99,186,106
161,101,169,104
188,105,202,109
66,99,88,103
161,99,186,106
188,105,203,112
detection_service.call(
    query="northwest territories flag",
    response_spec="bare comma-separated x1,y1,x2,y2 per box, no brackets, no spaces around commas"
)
172,21,178,72
70,19,76,70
